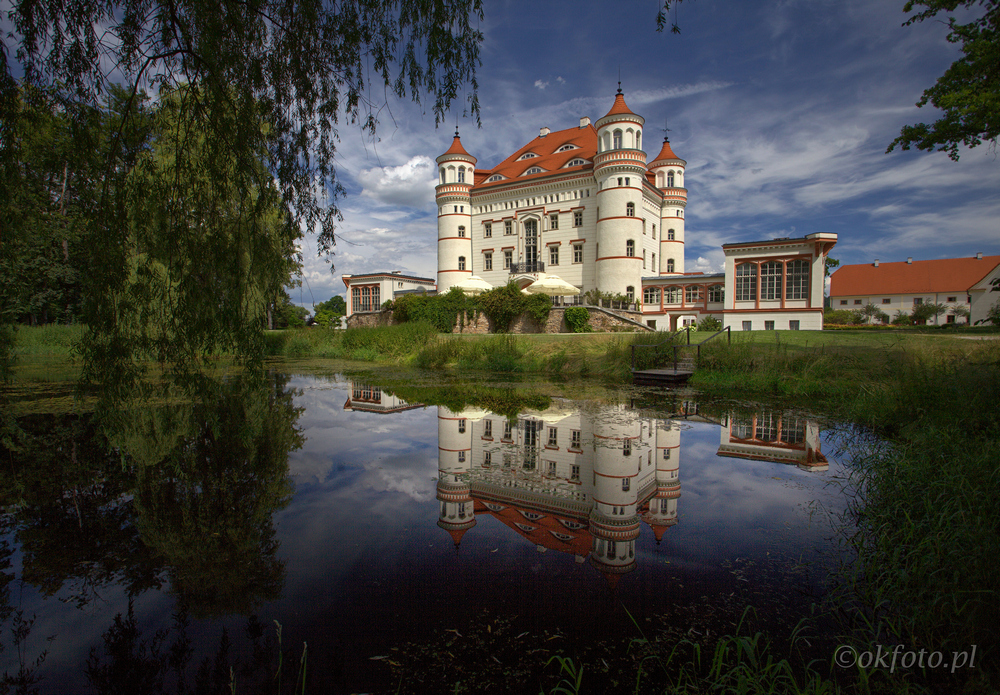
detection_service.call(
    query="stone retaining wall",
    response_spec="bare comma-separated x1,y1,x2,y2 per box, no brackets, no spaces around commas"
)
346,306,651,333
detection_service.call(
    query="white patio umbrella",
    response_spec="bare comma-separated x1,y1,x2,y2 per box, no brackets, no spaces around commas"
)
523,273,581,296
456,275,493,296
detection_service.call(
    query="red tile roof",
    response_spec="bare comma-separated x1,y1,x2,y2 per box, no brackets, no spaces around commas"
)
830,256,1000,296
472,124,598,189
442,133,474,158
603,91,637,117
651,137,682,163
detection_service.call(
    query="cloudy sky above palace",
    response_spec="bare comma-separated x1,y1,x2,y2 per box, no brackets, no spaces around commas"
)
300,2,1000,306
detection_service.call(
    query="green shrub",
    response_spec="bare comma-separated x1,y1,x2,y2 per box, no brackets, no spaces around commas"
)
698,315,722,332
282,334,313,357
564,307,591,333
341,321,437,359
392,287,476,332
476,282,550,332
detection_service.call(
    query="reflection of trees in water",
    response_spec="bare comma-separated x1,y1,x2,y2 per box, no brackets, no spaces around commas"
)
0,372,302,619
130,373,302,618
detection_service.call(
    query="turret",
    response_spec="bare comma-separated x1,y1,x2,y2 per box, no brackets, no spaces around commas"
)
437,406,475,548
644,420,681,543
593,89,646,298
649,136,687,275
436,131,476,293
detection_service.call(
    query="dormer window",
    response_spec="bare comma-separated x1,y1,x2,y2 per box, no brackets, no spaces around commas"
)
485,174,506,183
556,144,579,152
564,158,587,167
523,166,544,175
516,152,539,161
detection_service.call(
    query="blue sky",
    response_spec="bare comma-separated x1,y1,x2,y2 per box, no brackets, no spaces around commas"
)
293,0,999,308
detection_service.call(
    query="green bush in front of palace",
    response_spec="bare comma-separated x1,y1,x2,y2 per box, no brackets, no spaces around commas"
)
564,307,591,333
476,282,551,332
391,287,477,333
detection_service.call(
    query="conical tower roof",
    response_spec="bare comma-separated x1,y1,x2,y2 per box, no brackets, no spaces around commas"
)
603,90,637,118
652,137,681,162
437,129,476,164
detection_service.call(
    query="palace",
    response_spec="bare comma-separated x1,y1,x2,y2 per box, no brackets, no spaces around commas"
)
346,89,837,331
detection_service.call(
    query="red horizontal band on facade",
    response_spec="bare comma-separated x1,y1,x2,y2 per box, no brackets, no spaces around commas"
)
570,239,586,244
481,248,494,253
546,241,562,246
438,237,471,242
439,269,472,273
596,255,643,262
437,447,472,452
597,216,644,223
727,308,824,314
438,213,470,218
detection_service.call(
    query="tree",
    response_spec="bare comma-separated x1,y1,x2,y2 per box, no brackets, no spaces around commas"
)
911,302,948,324
887,0,1000,160
3,0,483,403
860,302,890,324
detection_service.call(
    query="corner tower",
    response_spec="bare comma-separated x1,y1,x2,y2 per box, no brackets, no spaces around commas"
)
436,131,476,293
650,136,687,275
593,89,647,298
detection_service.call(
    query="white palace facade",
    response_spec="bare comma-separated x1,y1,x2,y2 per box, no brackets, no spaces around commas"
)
432,89,837,331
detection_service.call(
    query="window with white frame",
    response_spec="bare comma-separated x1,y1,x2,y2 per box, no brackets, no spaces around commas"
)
643,250,647,269
484,222,492,237
664,286,681,303
548,246,559,265
457,168,465,183
735,263,757,301
626,240,635,257
742,320,752,331
785,259,809,300
626,286,635,302
565,158,587,167
709,285,724,303
484,420,492,438
667,171,675,187
517,152,538,160
685,285,704,303
626,202,635,217
549,213,558,230
573,211,583,226
764,320,775,330
643,287,661,304
458,256,466,271
524,167,543,175
458,419,466,433
484,252,493,271
761,261,782,300
504,220,512,235
667,228,675,240
458,225,465,238
547,428,557,447
666,258,675,273
571,464,580,480
613,130,622,148
573,244,583,263
504,250,512,269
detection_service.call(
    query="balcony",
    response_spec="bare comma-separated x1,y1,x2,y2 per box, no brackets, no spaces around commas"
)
509,261,545,274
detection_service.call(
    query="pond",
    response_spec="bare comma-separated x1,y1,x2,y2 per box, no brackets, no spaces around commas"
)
0,369,851,693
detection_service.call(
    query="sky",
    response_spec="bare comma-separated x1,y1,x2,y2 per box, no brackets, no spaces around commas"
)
290,0,1000,309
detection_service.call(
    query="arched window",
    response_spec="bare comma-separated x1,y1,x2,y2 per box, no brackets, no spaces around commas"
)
709,285,724,303
636,132,641,150
626,286,635,301
652,253,656,271
457,226,465,238
626,202,635,217
667,228,675,240
652,225,656,239
643,287,661,304
667,258,675,273
439,167,445,184
626,240,635,257
602,132,612,151
685,285,704,303
458,256,466,271
667,171,675,187
457,167,465,183
446,165,455,181
613,130,622,149
664,286,681,303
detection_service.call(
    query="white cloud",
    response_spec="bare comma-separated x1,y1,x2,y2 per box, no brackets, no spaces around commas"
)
534,79,549,90
357,155,437,209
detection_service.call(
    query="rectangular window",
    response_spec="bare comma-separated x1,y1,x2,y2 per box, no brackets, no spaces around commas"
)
571,430,581,449
504,250,512,269
854,299,862,305
735,264,757,302
685,285,704,303
947,296,957,302
458,226,465,238
550,213,558,230
458,450,465,462
458,419,466,433
547,427,557,447
761,262,781,300
484,451,492,466
643,250,647,269
484,253,493,271
504,220,512,235
573,211,583,227
785,259,809,300
947,314,956,323
882,298,891,304
708,285,724,303
485,222,492,237
547,461,557,477
913,297,923,306
573,244,583,263
764,320,775,330
622,477,630,491
458,256,466,271
839,300,847,305
643,287,661,304
549,246,559,266
789,320,800,330
571,465,580,481
484,420,492,438
503,422,512,440
742,320,752,331
626,240,635,257
663,448,671,460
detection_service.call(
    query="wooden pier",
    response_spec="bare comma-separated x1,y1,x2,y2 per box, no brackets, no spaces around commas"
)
632,367,694,387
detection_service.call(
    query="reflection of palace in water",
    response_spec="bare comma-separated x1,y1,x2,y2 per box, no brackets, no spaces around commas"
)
344,383,828,583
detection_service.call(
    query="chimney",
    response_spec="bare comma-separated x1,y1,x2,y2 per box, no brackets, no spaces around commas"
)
907,257,913,264
874,259,879,267
539,126,550,138
579,117,590,128
976,252,983,259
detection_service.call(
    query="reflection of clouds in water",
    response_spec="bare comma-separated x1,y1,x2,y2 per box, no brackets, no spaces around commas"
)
363,452,438,502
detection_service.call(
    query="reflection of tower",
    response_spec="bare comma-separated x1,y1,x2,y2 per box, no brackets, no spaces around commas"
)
644,420,681,543
437,407,476,547
588,405,643,583
719,411,828,471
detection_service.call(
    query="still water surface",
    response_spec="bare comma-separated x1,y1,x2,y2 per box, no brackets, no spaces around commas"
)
1,371,848,693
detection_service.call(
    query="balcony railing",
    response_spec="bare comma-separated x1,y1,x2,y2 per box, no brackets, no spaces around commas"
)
509,261,545,274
